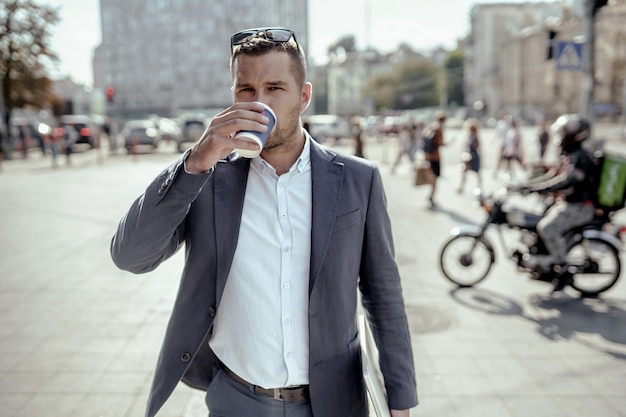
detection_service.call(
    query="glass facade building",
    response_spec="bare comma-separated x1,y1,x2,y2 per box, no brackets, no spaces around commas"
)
95,0,308,117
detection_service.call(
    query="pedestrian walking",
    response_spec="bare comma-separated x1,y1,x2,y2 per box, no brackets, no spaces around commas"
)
391,123,418,174
494,111,511,173
457,118,482,193
111,26,417,417
538,119,550,163
352,118,365,158
425,111,446,208
17,124,30,159
497,118,524,177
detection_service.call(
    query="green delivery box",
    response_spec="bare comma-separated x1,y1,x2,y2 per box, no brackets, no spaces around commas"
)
597,154,626,210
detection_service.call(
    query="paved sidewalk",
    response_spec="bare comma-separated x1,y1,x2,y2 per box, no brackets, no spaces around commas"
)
0,130,625,417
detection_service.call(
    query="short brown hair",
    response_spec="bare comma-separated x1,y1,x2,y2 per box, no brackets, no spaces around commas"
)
230,37,307,87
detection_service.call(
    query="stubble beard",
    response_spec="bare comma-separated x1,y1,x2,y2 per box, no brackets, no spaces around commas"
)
263,105,302,152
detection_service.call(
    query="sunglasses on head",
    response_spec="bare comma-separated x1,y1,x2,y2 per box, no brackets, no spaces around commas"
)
231,27,298,53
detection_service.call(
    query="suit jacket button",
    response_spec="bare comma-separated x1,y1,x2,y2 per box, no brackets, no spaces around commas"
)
208,306,216,317
181,352,191,362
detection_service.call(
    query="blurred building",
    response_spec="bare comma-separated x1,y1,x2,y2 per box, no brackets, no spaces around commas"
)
325,49,393,117
52,77,95,116
465,0,626,122
94,0,308,119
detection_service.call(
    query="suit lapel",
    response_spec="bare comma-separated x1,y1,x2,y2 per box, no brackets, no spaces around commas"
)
214,156,250,302
309,140,343,293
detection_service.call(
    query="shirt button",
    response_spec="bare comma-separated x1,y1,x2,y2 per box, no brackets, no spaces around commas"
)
283,247,289,252
281,213,287,219
285,319,291,326
283,283,290,289
286,352,293,358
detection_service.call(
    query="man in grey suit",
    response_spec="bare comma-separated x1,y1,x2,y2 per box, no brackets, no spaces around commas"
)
111,27,417,417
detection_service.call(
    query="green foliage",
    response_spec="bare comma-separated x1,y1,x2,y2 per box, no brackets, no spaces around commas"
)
445,49,465,108
366,60,439,111
0,0,60,117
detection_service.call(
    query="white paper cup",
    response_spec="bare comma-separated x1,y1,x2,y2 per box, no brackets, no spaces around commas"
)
234,103,276,158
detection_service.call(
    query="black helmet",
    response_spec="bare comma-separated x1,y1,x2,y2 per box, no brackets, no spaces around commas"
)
552,114,590,152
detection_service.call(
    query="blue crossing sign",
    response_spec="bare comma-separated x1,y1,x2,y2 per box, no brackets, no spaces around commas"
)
555,41,584,71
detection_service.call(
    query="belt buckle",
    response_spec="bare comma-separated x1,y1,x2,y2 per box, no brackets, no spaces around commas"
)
273,388,284,401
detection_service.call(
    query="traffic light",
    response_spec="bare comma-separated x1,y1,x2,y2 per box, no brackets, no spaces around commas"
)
105,86,115,102
592,0,608,16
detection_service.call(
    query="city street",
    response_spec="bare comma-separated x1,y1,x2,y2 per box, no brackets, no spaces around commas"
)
1,125,625,417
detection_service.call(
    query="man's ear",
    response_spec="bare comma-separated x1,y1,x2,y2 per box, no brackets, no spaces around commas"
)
301,82,312,113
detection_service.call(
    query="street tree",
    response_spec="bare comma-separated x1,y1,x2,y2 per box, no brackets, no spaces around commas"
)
0,0,60,145
327,35,357,58
367,60,439,111
445,49,465,108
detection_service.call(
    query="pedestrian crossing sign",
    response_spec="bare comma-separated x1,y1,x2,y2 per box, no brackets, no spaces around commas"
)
555,41,583,71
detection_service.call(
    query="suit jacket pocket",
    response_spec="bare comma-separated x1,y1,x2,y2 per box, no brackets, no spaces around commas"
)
333,209,361,234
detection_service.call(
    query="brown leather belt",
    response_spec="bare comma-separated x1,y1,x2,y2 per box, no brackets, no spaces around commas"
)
219,361,309,402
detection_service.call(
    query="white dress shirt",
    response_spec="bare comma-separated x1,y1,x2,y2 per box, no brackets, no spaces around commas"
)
209,139,312,388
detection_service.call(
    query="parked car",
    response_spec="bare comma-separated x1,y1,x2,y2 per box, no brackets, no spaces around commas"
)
177,115,207,152
303,114,351,143
121,119,161,153
59,115,95,148
157,117,181,143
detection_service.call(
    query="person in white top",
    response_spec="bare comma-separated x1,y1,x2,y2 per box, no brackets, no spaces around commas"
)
111,27,417,417
497,118,524,176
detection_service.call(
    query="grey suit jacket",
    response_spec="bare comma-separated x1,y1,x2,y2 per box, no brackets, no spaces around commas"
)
111,138,417,417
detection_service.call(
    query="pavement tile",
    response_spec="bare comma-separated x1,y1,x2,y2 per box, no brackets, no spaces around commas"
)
410,396,458,417
474,356,531,375
603,396,626,416
13,393,85,417
0,371,54,393
585,373,626,396
11,348,72,372
39,371,101,393
68,393,136,417
414,374,447,397
503,397,567,417
60,350,119,372
91,370,151,394
450,395,515,417
552,396,624,417
0,393,31,417
486,373,546,396
437,374,497,396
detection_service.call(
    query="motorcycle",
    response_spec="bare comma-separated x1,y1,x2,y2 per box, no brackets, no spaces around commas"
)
439,188,624,296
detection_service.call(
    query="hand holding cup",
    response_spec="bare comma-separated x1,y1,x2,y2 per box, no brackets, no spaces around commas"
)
234,103,276,158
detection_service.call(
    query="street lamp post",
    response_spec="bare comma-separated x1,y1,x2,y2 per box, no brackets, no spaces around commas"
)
581,0,609,121
580,0,595,120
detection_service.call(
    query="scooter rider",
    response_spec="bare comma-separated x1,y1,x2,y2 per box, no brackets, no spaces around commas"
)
516,115,597,292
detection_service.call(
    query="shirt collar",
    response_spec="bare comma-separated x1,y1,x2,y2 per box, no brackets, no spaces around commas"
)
252,133,310,174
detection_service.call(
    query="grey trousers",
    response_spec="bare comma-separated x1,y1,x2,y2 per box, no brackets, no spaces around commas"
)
205,369,314,417
537,200,595,265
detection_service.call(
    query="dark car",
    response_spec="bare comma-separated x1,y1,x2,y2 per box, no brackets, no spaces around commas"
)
177,117,207,152
122,119,161,153
59,115,95,148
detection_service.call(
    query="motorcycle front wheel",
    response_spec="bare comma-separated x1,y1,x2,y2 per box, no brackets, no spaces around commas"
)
439,234,495,287
568,237,621,296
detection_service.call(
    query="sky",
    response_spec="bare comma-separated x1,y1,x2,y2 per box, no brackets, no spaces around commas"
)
43,0,551,87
